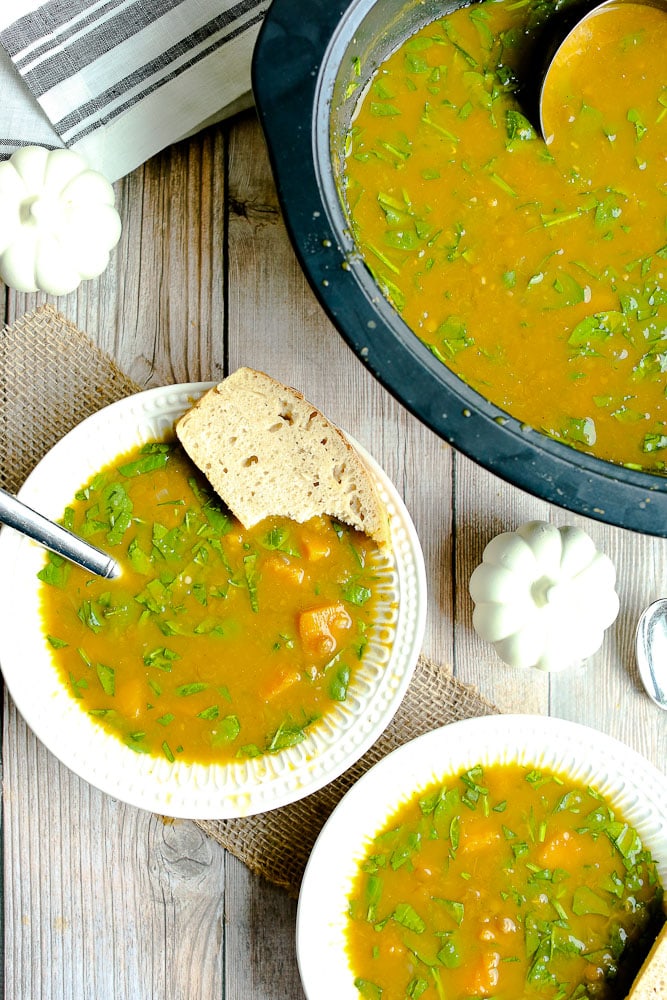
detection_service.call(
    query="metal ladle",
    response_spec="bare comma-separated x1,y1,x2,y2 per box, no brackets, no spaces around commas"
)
635,599,667,711
0,486,120,579
536,0,666,142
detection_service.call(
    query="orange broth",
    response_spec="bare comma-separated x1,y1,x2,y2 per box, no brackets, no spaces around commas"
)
38,440,388,765
345,762,664,1000
345,0,667,470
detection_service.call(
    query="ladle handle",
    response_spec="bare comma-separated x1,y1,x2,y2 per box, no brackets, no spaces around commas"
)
0,486,120,579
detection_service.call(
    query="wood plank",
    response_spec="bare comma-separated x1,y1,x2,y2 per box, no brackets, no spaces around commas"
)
224,857,302,1000
222,110,356,1000
5,129,227,384
2,124,231,1000
225,112,455,664
454,457,550,712
549,522,667,765
456,453,667,769
220,109,457,999
2,700,227,999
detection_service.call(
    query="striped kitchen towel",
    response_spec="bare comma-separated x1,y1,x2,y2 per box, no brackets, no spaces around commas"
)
0,0,269,182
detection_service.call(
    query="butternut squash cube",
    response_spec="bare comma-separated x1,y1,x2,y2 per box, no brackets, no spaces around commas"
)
297,603,352,659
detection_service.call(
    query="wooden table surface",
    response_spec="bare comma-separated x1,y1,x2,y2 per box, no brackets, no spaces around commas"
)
2,110,666,999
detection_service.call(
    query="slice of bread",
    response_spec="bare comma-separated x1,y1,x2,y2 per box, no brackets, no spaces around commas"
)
625,918,667,999
175,368,390,545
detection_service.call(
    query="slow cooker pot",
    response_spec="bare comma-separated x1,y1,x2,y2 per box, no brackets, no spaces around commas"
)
251,0,667,536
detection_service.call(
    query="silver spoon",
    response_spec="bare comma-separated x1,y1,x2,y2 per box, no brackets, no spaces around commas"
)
635,599,667,711
0,486,120,579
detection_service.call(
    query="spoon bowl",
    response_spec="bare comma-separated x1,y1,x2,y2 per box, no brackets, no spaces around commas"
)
635,599,667,711
538,0,667,141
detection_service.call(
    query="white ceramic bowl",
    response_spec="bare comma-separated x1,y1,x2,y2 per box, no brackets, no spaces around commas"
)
0,383,427,818
297,714,667,999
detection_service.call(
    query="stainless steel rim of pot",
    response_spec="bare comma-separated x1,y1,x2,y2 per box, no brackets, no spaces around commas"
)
635,598,667,711
537,0,667,142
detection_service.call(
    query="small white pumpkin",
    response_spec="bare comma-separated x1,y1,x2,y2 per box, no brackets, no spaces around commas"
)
469,520,619,671
0,145,121,295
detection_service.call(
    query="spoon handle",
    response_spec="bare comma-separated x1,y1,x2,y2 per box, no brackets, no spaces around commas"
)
0,487,120,579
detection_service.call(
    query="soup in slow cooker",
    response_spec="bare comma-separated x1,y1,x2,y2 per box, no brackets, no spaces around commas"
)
344,0,667,470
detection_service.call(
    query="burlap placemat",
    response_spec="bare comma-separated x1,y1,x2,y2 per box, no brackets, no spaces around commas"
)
0,305,140,494
1,304,499,897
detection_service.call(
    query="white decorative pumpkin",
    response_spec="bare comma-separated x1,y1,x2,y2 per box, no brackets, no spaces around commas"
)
469,520,619,671
0,145,121,295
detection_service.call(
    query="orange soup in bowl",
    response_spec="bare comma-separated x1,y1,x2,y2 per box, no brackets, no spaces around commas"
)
345,762,664,999
38,440,390,765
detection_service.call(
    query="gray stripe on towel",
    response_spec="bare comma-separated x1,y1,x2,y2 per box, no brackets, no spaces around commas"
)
59,8,265,144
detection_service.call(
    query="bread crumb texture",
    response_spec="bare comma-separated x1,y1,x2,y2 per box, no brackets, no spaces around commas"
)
175,368,390,545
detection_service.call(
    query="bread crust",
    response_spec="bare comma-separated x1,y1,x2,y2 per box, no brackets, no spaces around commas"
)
175,368,390,545
625,918,667,999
